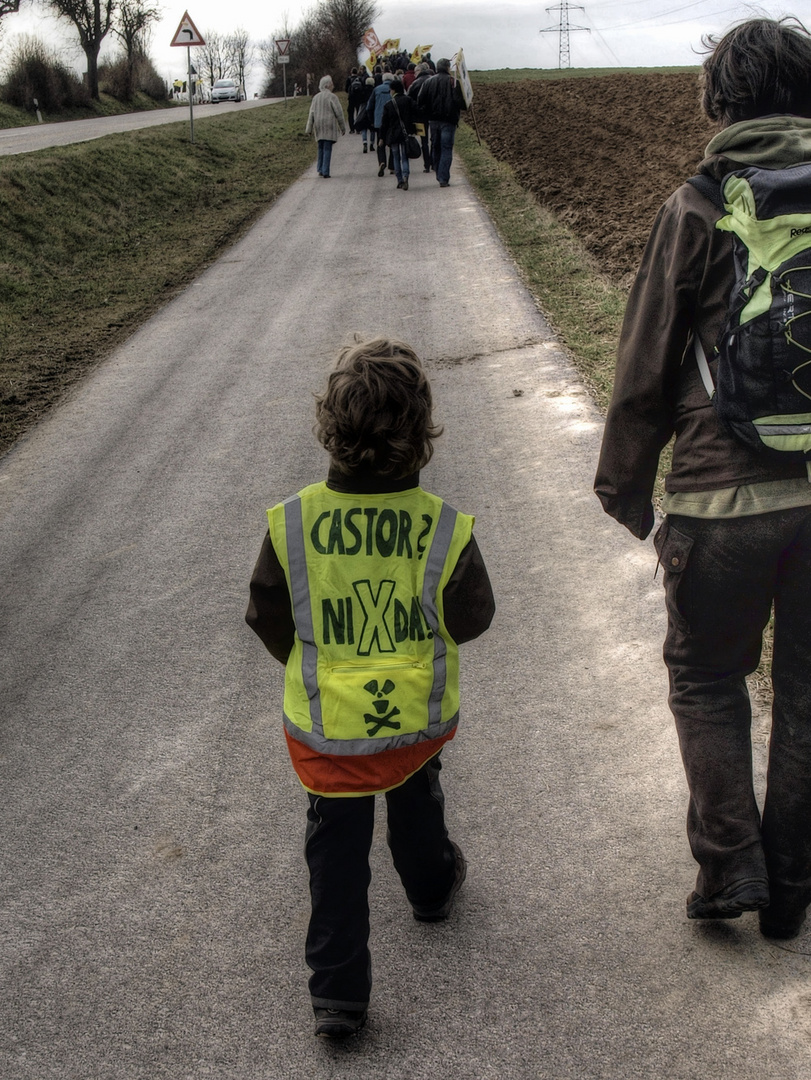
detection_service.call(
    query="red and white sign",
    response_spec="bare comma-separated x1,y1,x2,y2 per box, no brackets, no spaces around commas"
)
362,28,382,53
170,11,205,47
275,38,291,55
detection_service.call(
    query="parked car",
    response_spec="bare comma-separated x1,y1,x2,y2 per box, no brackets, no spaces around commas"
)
211,79,243,102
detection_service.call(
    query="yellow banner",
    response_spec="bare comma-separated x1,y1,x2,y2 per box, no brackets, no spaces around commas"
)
411,44,434,62
380,38,401,53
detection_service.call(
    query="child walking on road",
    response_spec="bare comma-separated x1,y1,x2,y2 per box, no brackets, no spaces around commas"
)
246,337,495,1038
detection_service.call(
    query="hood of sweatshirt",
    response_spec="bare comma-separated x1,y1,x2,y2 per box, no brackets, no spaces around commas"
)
699,115,811,179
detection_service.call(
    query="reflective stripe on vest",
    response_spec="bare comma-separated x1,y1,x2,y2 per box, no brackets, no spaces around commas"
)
270,484,472,758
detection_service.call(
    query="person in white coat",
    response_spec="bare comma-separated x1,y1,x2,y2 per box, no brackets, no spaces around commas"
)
305,76,346,178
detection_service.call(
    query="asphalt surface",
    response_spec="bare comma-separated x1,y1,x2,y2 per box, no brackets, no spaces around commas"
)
0,98,279,155
1,127,809,1079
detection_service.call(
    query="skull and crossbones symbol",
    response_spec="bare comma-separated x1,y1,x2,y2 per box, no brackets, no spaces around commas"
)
363,679,401,736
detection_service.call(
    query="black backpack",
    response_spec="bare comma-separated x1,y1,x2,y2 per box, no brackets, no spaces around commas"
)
350,76,364,96
689,164,811,460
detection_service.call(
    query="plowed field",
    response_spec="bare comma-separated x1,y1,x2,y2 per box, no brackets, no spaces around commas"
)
470,72,718,283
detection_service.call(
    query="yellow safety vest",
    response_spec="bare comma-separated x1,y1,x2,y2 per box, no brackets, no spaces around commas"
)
268,482,474,795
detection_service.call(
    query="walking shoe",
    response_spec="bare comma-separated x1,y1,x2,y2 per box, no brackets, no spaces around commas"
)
363,143,368,153
313,1008,367,1038
378,163,386,177
411,842,467,922
439,181,449,187
423,166,430,172
759,893,808,940
686,878,770,920
396,181,404,189
760,909,806,940
402,179,408,190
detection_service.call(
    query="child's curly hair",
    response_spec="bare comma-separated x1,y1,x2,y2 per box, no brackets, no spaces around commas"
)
315,337,443,477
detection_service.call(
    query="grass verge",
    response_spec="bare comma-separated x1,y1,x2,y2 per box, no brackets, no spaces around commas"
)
455,117,624,413
0,98,314,454
0,92,181,129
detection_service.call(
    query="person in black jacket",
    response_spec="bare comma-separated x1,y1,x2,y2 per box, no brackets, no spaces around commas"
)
407,62,432,172
379,79,419,190
346,68,366,132
417,58,467,187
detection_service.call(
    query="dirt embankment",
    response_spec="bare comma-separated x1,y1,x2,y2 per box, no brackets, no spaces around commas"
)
470,72,718,282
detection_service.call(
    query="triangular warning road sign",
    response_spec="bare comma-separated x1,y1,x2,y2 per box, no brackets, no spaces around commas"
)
170,11,205,47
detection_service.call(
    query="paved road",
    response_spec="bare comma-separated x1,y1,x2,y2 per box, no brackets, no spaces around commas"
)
0,98,280,155
1,137,809,1079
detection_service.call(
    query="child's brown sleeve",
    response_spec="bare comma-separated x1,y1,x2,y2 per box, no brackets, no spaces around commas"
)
245,531,295,664
442,535,495,644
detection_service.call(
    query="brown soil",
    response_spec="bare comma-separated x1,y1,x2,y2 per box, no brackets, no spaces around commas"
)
470,72,718,282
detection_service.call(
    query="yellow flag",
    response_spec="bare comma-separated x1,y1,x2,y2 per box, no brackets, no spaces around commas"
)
411,44,434,62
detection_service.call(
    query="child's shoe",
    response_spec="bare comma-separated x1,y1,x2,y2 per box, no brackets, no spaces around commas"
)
411,842,467,921
313,1007,367,1038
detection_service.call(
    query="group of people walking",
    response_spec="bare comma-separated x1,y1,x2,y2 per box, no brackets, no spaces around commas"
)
304,58,467,188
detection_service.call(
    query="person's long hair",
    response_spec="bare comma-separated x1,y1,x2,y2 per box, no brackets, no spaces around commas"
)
701,17,811,125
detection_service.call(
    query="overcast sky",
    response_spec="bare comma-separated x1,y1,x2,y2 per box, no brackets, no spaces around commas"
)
4,0,810,97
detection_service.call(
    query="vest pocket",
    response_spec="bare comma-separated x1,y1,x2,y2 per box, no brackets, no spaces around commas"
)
320,660,432,742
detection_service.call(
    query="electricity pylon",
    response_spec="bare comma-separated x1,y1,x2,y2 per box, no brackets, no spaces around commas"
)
540,0,590,68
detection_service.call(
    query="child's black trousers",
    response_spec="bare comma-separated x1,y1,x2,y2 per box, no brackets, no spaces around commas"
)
304,753,457,1009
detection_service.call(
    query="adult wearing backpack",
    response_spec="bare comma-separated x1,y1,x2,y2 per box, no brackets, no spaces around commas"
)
368,72,395,177
595,18,811,941
347,68,366,133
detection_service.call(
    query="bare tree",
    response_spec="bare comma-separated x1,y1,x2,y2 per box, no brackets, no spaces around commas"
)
264,0,379,97
112,0,159,62
323,0,378,58
43,0,116,99
197,29,231,90
0,0,22,16
225,27,252,96
111,0,159,97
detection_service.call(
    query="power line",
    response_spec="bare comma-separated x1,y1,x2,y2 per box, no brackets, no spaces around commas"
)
592,1,747,30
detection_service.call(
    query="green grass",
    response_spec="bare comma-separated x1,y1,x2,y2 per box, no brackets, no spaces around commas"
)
455,118,625,413
0,98,315,453
455,115,675,510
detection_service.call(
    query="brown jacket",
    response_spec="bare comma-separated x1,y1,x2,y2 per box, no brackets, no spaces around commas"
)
594,117,811,539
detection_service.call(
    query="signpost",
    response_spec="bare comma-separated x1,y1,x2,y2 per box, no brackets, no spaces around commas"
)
170,11,205,143
275,39,290,104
